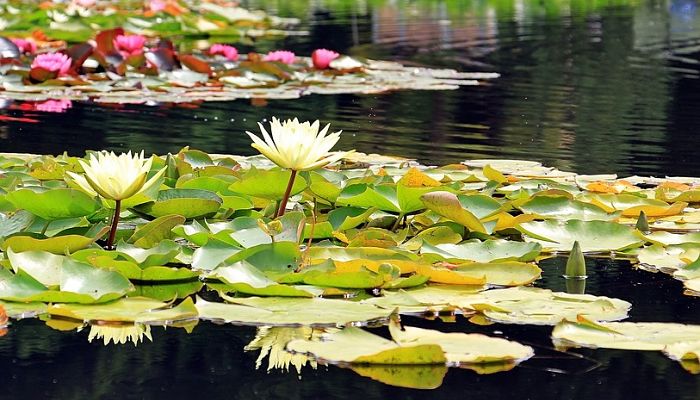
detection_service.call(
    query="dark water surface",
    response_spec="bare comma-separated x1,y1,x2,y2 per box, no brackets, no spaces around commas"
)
2,1,700,399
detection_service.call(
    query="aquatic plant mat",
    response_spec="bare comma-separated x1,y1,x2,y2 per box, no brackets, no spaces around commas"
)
1,150,699,388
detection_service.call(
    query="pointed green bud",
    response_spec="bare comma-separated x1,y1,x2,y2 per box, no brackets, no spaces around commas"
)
636,210,650,233
564,241,587,279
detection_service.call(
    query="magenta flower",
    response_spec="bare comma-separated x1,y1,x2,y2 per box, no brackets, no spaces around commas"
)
114,34,147,58
311,49,339,69
35,99,73,113
149,0,166,12
263,50,296,65
31,53,72,76
209,44,239,61
11,39,36,55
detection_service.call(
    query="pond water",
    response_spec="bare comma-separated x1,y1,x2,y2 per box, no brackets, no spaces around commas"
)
2,0,700,399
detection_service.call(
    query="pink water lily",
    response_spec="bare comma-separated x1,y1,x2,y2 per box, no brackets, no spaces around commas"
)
114,34,147,58
311,49,339,69
31,53,72,76
148,0,166,12
209,44,239,61
263,50,296,64
11,38,36,55
35,99,72,113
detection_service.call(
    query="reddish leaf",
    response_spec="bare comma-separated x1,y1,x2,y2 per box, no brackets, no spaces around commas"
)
29,67,57,83
179,54,211,75
95,28,124,55
65,42,94,73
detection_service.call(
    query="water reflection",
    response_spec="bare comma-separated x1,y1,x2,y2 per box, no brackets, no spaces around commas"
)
3,0,700,178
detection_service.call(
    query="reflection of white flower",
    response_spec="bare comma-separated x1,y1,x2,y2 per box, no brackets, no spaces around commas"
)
67,151,164,201
88,324,153,346
246,117,352,171
245,327,320,373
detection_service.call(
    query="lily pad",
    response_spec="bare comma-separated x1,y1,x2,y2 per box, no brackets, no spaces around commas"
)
517,196,618,221
5,187,101,220
196,296,392,327
132,189,222,219
517,219,644,252
421,239,541,263
552,316,700,351
48,297,198,324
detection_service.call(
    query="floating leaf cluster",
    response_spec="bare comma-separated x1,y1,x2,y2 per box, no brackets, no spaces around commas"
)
0,26,496,104
1,150,700,386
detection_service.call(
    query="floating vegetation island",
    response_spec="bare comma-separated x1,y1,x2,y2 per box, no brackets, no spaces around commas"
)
0,20,497,103
1,147,699,388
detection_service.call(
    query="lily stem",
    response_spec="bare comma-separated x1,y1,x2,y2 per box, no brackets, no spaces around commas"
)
276,169,297,218
107,199,121,250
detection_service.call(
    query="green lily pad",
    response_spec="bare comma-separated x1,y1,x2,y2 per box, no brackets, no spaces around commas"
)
337,183,439,214
421,239,541,263
208,262,321,297
116,240,181,267
191,238,243,271
420,191,488,234
0,210,35,239
2,234,97,254
130,281,203,301
518,196,618,221
453,261,542,286
128,214,186,248
48,297,198,324
0,300,47,318
5,187,101,220
132,189,222,219
0,258,132,303
517,219,644,252
228,168,308,199
578,193,686,217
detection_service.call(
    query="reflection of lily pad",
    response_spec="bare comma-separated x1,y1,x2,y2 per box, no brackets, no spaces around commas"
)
287,319,532,366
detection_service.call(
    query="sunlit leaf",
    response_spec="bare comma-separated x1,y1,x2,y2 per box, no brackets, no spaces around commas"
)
517,219,644,252
196,296,392,326
421,239,541,263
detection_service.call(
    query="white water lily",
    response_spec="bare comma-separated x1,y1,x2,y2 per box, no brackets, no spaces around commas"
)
246,117,352,171
67,151,164,201
67,150,165,248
